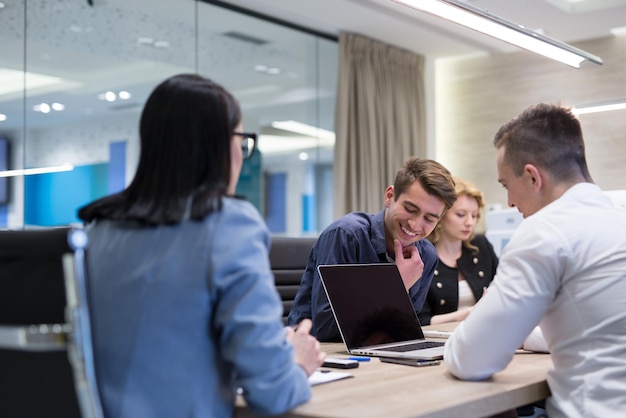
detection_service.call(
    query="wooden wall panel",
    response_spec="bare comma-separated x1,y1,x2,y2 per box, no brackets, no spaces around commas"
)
435,35,626,219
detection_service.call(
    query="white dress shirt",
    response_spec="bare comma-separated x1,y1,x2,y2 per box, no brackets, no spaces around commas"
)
444,183,626,418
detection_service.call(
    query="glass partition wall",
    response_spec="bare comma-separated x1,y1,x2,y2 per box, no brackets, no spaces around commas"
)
0,0,337,236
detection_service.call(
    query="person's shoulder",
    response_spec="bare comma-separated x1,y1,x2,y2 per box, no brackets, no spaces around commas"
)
213,197,265,227
323,211,376,233
339,211,376,224
222,196,259,213
470,234,491,248
416,237,436,255
313,211,379,250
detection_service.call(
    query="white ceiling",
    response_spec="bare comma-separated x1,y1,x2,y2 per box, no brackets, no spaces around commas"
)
224,0,626,58
1,0,625,136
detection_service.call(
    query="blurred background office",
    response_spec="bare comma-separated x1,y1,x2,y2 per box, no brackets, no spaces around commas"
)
1,0,625,244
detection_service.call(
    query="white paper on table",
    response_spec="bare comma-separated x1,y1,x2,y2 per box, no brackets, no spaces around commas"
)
308,370,353,386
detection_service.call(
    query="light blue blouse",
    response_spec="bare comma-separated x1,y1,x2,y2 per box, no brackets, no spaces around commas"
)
86,197,310,418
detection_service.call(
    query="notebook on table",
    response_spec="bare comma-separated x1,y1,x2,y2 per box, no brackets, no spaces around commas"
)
318,263,445,361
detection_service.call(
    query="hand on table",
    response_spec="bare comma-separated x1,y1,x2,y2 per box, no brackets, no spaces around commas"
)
286,319,326,376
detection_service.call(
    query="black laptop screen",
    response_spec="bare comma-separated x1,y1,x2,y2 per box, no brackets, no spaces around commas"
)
318,264,425,348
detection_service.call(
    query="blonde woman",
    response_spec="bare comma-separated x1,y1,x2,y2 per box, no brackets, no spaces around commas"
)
418,178,498,326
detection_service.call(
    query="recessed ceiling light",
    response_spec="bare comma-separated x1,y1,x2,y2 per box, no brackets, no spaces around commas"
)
33,103,51,113
153,40,170,48
0,114,7,122
266,67,281,75
32,102,64,113
137,37,154,45
99,90,132,102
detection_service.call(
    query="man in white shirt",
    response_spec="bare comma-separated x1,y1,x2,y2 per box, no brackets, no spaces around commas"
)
444,103,626,418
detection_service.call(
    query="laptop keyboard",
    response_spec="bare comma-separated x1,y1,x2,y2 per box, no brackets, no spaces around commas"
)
377,340,445,352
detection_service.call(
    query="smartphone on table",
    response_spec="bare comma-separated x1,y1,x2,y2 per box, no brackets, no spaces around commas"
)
379,357,441,367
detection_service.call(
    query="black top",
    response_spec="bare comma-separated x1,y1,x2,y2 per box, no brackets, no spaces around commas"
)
417,235,498,325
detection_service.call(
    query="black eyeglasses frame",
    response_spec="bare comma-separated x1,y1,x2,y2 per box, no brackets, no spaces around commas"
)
233,132,257,160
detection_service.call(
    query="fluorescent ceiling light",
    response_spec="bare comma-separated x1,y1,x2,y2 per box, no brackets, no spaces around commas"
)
573,101,626,115
392,0,603,68
271,120,336,140
611,26,626,36
257,135,335,154
0,164,74,178
0,68,67,96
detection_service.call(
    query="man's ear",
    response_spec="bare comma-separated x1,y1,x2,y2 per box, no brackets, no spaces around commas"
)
524,164,543,190
384,186,394,207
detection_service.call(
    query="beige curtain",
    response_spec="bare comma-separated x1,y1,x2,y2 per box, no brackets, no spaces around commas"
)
334,32,426,218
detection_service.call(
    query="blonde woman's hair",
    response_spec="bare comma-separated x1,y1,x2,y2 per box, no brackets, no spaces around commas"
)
427,177,484,251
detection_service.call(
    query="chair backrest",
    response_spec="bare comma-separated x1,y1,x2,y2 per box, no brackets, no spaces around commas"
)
269,236,317,324
0,227,103,418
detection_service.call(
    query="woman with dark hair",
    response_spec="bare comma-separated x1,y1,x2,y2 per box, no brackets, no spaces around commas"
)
79,74,324,418
418,177,498,326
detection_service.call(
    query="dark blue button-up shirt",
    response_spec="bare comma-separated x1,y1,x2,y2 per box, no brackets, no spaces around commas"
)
287,210,437,341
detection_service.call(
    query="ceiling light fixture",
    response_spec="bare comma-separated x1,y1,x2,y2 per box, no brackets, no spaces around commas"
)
33,102,65,113
0,68,69,97
0,163,74,178
256,135,335,154
271,120,335,140
610,26,626,36
391,0,603,68
98,90,132,102
573,100,626,115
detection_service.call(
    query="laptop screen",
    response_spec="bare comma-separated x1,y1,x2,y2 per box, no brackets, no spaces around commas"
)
318,263,425,349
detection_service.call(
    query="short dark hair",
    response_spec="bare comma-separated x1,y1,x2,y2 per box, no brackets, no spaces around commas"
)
493,103,593,182
393,157,456,211
79,73,241,225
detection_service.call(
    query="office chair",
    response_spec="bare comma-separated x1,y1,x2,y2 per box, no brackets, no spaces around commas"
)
0,227,103,418
269,236,317,324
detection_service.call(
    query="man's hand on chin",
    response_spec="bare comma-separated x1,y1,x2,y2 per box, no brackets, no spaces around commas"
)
394,239,424,291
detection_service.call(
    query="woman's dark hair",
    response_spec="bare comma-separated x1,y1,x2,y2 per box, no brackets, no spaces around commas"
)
78,73,241,225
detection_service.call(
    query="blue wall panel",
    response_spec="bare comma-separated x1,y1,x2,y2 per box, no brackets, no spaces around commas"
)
25,163,108,226
108,140,126,194
265,172,286,233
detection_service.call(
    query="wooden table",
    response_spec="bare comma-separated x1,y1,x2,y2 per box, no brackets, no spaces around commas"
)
236,322,552,418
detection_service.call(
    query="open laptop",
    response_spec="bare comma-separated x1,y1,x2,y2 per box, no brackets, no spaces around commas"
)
318,263,445,360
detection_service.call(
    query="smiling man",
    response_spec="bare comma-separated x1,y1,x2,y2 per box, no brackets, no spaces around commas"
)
288,157,457,341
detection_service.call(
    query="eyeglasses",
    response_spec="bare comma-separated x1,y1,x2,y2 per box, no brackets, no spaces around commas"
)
234,132,257,160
